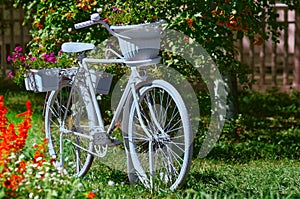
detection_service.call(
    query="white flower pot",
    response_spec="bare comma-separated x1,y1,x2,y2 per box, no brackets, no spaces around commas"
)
24,68,59,92
111,22,163,61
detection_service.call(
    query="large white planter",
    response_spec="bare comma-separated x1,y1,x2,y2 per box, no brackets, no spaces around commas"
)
24,68,59,92
111,22,163,61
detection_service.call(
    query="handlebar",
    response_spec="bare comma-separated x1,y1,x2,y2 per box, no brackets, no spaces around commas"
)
75,20,96,29
74,13,165,40
75,13,100,29
74,13,122,37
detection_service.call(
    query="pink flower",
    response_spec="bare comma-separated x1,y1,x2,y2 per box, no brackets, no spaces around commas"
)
14,46,22,52
43,52,57,63
7,71,13,78
7,56,11,62
28,54,37,62
112,6,122,13
19,55,26,62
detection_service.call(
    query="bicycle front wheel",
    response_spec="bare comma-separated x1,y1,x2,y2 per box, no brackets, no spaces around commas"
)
124,79,193,190
44,80,97,177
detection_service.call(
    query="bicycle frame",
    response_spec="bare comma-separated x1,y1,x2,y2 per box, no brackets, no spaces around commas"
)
79,57,155,139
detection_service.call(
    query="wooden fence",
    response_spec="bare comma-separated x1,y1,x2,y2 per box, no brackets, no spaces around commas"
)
237,3,300,92
0,3,30,77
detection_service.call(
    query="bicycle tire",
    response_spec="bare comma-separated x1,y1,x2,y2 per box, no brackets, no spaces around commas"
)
44,80,96,177
123,79,193,190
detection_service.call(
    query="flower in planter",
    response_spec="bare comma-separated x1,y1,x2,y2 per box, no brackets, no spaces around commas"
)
7,46,73,86
42,52,58,63
103,4,160,26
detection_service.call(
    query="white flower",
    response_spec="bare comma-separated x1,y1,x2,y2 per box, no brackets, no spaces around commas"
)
8,153,16,159
108,180,115,186
35,157,43,162
42,161,51,166
32,163,38,168
29,192,34,198
36,173,41,178
18,154,25,161
97,8,103,13
38,171,44,175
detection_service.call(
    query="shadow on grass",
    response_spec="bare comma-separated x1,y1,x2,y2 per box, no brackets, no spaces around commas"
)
0,77,45,111
0,77,22,92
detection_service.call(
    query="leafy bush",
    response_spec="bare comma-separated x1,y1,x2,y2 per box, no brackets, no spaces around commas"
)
12,0,298,84
207,90,300,162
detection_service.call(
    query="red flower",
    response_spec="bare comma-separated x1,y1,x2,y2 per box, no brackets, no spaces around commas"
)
0,96,36,195
4,174,24,190
187,18,194,25
17,160,27,173
84,191,97,199
36,23,44,30
16,100,33,118
103,18,109,23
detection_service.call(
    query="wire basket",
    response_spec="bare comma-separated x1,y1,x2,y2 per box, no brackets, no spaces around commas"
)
24,68,59,92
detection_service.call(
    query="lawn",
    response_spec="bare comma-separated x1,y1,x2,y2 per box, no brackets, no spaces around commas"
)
1,79,300,198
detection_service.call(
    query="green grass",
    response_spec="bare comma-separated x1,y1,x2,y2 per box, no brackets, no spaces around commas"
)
77,158,300,198
2,83,300,198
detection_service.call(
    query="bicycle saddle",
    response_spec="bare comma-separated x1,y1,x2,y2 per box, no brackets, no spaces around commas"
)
61,42,95,53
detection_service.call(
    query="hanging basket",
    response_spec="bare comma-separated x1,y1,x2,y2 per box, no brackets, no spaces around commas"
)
24,68,59,92
90,70,113,95
111,21,163,61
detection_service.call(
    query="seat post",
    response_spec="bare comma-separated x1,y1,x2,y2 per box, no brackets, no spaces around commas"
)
76,52,86,61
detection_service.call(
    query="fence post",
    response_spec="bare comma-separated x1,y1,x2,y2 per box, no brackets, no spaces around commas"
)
259,29,266,89
271,38,277,87
293,7,300,91
249,36,255,85
282,6,289,91
0,5,6,77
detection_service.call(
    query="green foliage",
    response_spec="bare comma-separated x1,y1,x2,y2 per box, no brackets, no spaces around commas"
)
207,90,300,162
12,0,298,85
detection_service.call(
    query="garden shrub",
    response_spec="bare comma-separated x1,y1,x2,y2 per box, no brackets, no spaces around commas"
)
12,0,298,81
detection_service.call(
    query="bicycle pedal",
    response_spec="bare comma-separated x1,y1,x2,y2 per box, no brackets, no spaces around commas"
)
92,129,121,147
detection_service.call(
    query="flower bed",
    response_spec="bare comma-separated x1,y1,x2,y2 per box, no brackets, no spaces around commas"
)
0,96,97,198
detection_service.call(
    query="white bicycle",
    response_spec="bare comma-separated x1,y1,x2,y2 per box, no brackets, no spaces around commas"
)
43,13,193,190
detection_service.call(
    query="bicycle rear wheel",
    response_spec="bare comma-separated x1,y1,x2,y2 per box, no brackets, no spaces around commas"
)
123,79,193,190
44,80,97,177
